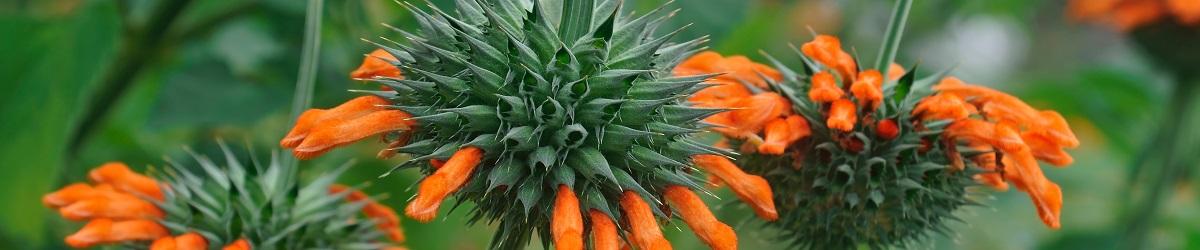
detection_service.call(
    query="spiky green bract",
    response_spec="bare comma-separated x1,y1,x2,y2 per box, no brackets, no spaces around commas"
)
152,144,390,250
740,53,981,249
368,0,720,248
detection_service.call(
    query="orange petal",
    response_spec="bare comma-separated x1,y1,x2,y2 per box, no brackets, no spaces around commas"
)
222,239,251,250
692,155,778,221
1067,0,1120,21
351,48,402,79
406,147,484,222
588,210,621,250
330,184,405,243
973,173,1010,191
827,99,857,132
59,195,163,221
175,233,209,250
552,185,584,250
725,93,792,137
887,63,906,82
619,191,672,250
281,96,392,149
808,71,844,103
875,119,900,140
663,186,737,250
88,162,163,200
913,93,972,121
1168,0,1200,24
293,110,414,160
107,219,169,243
1035,111,1080,148
43,183,98,208
1112,0,1165,31
151,236,177,250
758,118,793,155
801,35,857,80
850,70,883,110
1022,132,1075,166
66,219,112,248
674,51,724,77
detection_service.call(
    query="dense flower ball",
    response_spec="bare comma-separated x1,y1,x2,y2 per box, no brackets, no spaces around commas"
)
280,1,777,249
43,145,406,250
677,35,1078,248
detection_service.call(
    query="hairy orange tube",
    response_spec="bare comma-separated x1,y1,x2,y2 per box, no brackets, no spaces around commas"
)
551,185,583,250
692,154,778,221
588,210,620,250
406,146,484,222
663,186,737,250
619,191,672,250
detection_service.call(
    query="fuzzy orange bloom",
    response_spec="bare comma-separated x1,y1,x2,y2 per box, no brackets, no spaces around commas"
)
280,96,415,160
58,191,163,221
351,49,402,79
692,154,778,220
759,115,812,154
222,239,251,250
676,51,784,89
1069,0,1200,30
663,186,737,250
808,71,844,103
827,99,857,132
946,120,1063,228
619,191,672,250
708,92,793,139
588,210,620,250
934,79,1079,148
150,233,208,250
66,219,169,248
88,162,163,200
913,93,973,121
850,70,884,110
876,119,900,140
329,184,406,243
406,146,484,222
551,185,584,250
801,35,857,80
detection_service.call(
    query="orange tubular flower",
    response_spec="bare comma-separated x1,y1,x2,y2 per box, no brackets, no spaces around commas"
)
150,233,208,250
692,155,778,220
551,185,584,250
66,219,169,248
588,210,620,250
406,146,484,222
619,191,672,250
88,162,163,200
58,191,163,221
850,70,884,110
827,99,857,132
801,35,858,80
663,186,737,250
710,92,793,139
759,115,812,155
913,93,973,121
1068,0,1200,30
329,184,406,243
222,239,251,250
280,96,415,159
351,49,402,79
808,71,844,103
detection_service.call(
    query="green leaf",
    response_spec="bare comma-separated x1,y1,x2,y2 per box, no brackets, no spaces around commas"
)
558,0,594,44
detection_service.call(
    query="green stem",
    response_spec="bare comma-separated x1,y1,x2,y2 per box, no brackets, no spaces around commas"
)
282,0,324,169
875,0,912,80
1122,79,1199,248
66,0,195,158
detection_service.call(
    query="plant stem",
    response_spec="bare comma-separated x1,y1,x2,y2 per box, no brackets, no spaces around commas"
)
1122,78,1199,248
875,0,912,80
66,0,195,158
282,0,325,169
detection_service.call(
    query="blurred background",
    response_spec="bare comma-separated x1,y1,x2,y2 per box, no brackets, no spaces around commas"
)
1,0,1197,249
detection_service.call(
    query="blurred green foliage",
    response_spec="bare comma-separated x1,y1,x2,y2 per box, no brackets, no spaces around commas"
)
1,0,1196,249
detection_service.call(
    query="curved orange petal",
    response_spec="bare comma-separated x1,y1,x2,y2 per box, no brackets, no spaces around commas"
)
1112,0,1165,31
175,233,208,250
406,147,484,222
293,110,414,160
59,195,163,221
827,99,857,132
330,184,406,243
674,51,724,77
43,183,97,208
221,239,251,250
850,70,884,110
552,185,584,250
808,71,844,103
692,155,778,221
588,210,621,250
66,219,113,248
88,162,163,200
887,63,906,82
663,186,737,250
801,35,857,80
1022,132,1075,167
150,236,177,250
1168,0,1200,24
619,191,672,250
913,93,972,121
351,49,402,79
726,93,792,137
758,118,793,155
281,96,392,149
107,219,169,243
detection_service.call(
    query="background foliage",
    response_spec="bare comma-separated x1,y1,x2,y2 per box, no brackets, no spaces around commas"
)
0,0,1194,249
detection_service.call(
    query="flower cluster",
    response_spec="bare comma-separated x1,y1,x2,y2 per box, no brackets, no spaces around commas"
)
1068,0,1200,30
280,1,776,249
43,146,406,250
676,34,1078,248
